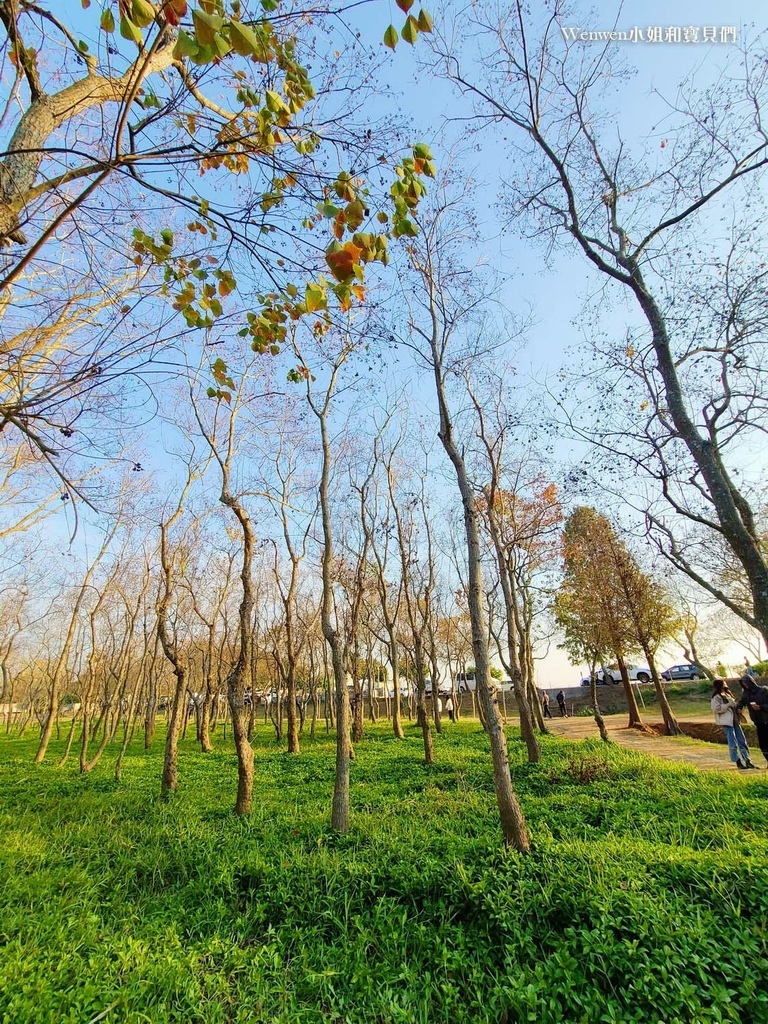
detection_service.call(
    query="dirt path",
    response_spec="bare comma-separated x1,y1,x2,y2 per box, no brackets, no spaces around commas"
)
545,714,767,773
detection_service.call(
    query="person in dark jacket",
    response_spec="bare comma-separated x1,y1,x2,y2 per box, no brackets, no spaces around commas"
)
736,675,768,767
556,690,567,717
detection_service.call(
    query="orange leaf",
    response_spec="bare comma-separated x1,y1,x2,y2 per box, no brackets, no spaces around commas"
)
325,241,363,282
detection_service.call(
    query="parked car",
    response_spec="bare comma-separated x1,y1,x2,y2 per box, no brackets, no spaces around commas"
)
661,663,707,681
579,673,619,686
580,675,609,686
580,664,651,685
424,679,452,697
455,672,476,693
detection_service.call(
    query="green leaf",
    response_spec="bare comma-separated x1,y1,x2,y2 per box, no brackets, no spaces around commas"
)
417,8,433,32
393,217,418,238
120,13,143,44
77,39,89,53
345,199,365,230
192,8,224,47
100,8,116,32
305,282,326,313
131,0,156,29
228,19,269,59
211,31,231,58
187,42,215,65
383,24,398,50
261,0,279,9
173,30,199,59
401,16,418,44
265,90,287,114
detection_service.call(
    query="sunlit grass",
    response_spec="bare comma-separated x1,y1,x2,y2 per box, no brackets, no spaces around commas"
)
1,722,766,1023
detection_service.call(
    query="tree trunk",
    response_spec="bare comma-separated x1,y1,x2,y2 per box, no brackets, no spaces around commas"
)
199,694,214,752
589,672,610,743
529,676,548,733
308,358,352,832
114,682,141,781
160,668,186,796
645,649,683,736
388,636,405,739
218,483,256,816
431,352,530,851
416,685,435,765
57,709,81,767
617,655,644,729
631,273,768,645
486,496,541,762
0,44,176,245
286,662,300,754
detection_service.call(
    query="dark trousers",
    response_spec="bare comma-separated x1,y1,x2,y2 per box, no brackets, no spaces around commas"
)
558,702,567,717
754,718,768,763
543,704,552,719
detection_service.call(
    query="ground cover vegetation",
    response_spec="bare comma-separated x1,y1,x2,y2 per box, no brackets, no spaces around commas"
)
1,722,767,1024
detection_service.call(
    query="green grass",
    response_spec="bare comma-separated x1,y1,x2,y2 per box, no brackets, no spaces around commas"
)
1,722,767,1024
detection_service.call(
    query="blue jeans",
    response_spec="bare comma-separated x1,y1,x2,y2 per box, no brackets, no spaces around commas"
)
723,724,750,764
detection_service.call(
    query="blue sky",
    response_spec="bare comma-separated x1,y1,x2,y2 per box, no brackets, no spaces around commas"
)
16,0,768,682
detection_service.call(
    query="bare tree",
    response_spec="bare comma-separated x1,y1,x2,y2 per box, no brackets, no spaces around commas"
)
300,338,354,832
363,433,407,740
193,385,260,815
435,3,768,643
262,419,317,755
35,515,119,762
467,375,563,759
398,189,530,850
387,449,435,764
157,461,207,798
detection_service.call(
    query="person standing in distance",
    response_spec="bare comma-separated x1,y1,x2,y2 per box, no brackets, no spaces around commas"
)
541,690,552,719
737,675,768,768
556,690,567,717
445,694,455,722
711,679,757,770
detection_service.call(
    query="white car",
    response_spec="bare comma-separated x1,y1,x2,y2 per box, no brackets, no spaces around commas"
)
580,664,651,685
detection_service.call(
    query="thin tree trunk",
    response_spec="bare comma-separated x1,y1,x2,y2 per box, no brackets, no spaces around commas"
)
646,649,683,736
589,668,610,743
36,526,116,763
307,355,351,832
57,709,81,767
617,655,645,729
430,334,530,851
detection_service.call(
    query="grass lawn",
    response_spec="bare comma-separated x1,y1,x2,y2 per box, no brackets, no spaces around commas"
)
1,721,767,1023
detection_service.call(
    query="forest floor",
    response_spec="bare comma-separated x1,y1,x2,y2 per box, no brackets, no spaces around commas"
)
545,712,768,772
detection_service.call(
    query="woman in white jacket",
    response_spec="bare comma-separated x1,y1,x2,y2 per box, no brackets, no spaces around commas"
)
711,679,757,770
